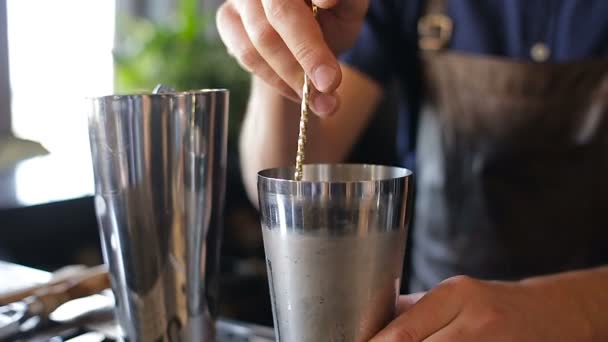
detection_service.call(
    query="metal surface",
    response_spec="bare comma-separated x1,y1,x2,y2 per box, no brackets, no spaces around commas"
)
88,89,229,341
258,164,412,342
216,319,275,342
0,299,28,339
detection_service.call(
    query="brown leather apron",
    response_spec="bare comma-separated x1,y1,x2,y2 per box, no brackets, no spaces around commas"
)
409,0,608,292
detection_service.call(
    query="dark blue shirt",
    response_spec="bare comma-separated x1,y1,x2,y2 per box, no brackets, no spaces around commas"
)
340,0,608,167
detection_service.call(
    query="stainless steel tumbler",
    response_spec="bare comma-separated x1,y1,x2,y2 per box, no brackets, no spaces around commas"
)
258,164,412,342
88,89,229,341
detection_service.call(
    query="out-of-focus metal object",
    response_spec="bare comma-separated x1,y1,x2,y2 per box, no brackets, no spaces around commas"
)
0,265,109,340
0,262,276,341
88,88,229,341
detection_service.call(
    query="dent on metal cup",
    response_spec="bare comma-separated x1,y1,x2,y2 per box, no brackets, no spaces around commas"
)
88,89,229,341
258,164,413,342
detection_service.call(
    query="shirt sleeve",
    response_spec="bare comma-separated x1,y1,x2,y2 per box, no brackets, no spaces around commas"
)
339,1,404,87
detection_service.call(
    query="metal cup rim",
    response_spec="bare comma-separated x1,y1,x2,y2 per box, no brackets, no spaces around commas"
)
87,88,229,102
258,163,412,185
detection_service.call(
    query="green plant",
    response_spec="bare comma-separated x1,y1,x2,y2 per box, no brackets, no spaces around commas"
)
113,0,250,143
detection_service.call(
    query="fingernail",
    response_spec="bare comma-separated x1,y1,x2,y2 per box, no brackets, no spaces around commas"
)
312,93,337,115
313,64,338,92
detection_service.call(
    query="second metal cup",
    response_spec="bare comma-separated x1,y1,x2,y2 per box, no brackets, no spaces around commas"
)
258,164,413,342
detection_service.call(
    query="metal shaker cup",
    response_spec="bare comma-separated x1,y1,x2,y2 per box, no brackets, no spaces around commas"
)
88,89,229,341
258,164,412,342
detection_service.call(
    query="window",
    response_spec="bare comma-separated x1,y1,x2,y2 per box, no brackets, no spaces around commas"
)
7,0,115,159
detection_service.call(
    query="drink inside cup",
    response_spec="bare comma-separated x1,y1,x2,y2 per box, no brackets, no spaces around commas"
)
258,164,412,342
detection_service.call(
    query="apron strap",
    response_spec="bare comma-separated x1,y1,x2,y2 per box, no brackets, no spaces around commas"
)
418,0,453,51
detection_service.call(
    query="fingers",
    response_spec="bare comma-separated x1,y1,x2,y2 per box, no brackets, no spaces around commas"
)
217,0,343,115
234,0,304,95
261,0,341,93
309,89,339,116
217,2,299,101
370,287,462,342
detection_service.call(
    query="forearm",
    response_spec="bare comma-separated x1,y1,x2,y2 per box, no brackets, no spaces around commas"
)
239,76,300,203
522,265,608,341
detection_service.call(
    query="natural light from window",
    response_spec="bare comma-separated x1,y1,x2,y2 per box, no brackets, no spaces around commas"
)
7,0,115,159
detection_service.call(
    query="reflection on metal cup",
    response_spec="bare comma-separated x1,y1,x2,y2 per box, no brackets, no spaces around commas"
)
258,164,413,342
88,89,229,341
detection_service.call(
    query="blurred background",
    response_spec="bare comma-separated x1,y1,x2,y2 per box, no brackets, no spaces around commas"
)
0,0,397,326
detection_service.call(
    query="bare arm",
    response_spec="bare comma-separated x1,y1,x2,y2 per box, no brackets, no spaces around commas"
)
521,266,608,341
239,64,382,204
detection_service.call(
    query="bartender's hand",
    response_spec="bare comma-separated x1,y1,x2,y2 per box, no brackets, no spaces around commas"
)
371,275,595,341
216,0,369,103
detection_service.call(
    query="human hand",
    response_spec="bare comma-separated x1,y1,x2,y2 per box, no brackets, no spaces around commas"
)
372,276,593,341
216,0,369,114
